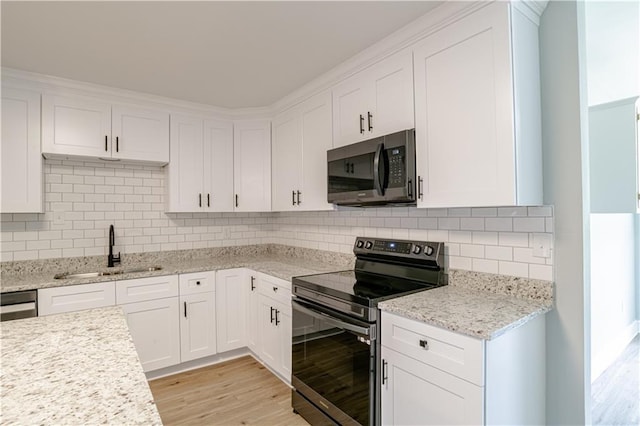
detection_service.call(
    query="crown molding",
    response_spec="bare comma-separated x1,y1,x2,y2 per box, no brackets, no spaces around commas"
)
1,67,272,120
2,0,548,119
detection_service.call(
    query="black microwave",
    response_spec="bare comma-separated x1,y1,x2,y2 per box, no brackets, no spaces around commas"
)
327,129,416,206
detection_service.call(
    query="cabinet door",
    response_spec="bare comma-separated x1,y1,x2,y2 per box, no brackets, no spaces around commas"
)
112,105,169,163
258,294,280,369
122,297,180,372
1,88,42,213
246,273,260,353
271,109,302,211
180,292,217,362
42,94,111,158
414,2,516,208
166,114,204,212
204,119,234,212
233,120,271,212
215,269,247,352
367,50,414,139
38,281,115,316
276,300,292,382
299,92,333,211
332,73,369,148
381,346,483,426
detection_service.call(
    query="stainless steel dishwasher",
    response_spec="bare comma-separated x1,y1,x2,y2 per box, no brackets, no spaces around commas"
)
0,290,37,321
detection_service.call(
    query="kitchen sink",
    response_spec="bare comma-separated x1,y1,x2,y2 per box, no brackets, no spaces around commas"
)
54,266,163,280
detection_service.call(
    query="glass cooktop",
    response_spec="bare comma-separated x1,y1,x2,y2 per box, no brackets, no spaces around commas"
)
293,270,441,307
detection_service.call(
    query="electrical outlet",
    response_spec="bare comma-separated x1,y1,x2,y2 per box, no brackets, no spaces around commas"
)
53,211,65,226
532,234,552,258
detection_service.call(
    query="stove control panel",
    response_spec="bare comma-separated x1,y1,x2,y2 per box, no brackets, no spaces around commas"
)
353,237,443,261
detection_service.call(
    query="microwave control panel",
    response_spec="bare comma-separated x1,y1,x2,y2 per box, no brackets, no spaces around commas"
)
387,146,406,187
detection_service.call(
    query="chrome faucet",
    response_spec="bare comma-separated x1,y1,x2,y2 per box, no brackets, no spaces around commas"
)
108,224,121,267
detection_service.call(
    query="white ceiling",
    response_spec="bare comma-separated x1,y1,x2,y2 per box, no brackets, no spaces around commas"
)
1,1,442,109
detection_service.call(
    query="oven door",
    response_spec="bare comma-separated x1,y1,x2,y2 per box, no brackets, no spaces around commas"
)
292,297,377,426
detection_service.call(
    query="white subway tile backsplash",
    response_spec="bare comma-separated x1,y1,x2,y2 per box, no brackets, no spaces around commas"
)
460,218,484,231
513,217,546,233
472,231,498,246
529,264,553,281
472,258,499,274
498,232,529,248
1,159,555,281
498,261,529,278
485,217,513,232
485,245,513,261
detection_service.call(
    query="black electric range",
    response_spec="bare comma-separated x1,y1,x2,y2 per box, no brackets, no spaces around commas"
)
291,237,446,426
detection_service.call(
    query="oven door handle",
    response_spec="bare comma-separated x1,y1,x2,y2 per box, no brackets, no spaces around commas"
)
292,299,373,337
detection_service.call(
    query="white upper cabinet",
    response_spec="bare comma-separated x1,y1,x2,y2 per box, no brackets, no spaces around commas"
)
111,105,169,163
42,94,111,158
272,91,333,211
166,115,234,212
332,50,414,148
413,2,543,208
204,119,235,212
589,97,640,213
42,94,169,164
233,119,271,212
166,114,204,212
1,87,42,213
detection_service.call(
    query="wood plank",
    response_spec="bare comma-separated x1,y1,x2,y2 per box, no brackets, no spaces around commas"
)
592,334,639,425
148,356,308,426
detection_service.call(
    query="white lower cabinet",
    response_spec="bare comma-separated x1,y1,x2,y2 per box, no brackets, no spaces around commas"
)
179,271,217,362
381,346,483,425
381,311,546,426
246,273,260,353
215,268,247,352
38,281,115,316
255,272,292,381
121,296,181,372
117,275,180,372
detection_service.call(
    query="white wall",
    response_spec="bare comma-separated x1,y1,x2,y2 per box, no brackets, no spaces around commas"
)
585,0,640,384
585,0,640,106
590,214,638,380
0,158,555,281
539,1,591,424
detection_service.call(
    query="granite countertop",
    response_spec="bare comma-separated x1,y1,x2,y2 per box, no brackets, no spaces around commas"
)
379,270,553,340
0,245,553,341
0,253,350,293
0,306,162,425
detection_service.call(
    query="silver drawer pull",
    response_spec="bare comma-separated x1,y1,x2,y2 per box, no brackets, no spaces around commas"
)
419,339,429,350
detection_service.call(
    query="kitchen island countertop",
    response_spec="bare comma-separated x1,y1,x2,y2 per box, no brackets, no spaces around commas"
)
0,306,162,425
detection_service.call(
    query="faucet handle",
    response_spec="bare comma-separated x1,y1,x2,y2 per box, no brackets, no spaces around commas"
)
114,252,121,265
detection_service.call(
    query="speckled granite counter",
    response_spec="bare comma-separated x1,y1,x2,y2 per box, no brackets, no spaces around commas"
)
0,306,162,425
379,269,553,340
0,245,354,293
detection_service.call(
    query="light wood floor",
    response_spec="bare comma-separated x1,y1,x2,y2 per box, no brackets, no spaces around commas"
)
148,356,309,426
592,334,639,425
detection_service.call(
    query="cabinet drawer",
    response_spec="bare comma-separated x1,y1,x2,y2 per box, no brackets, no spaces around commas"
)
116,275,179,304
257,273,291,307
382,312,485,386
179,271,215,295
38,282,115,316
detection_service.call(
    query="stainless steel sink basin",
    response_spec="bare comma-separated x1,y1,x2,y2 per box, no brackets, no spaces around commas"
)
54,266,162,280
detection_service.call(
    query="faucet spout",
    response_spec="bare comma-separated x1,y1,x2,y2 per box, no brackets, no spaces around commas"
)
108,224,121,267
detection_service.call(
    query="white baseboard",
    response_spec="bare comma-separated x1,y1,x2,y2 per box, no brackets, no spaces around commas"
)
591,320,640,383
145,347,251,381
